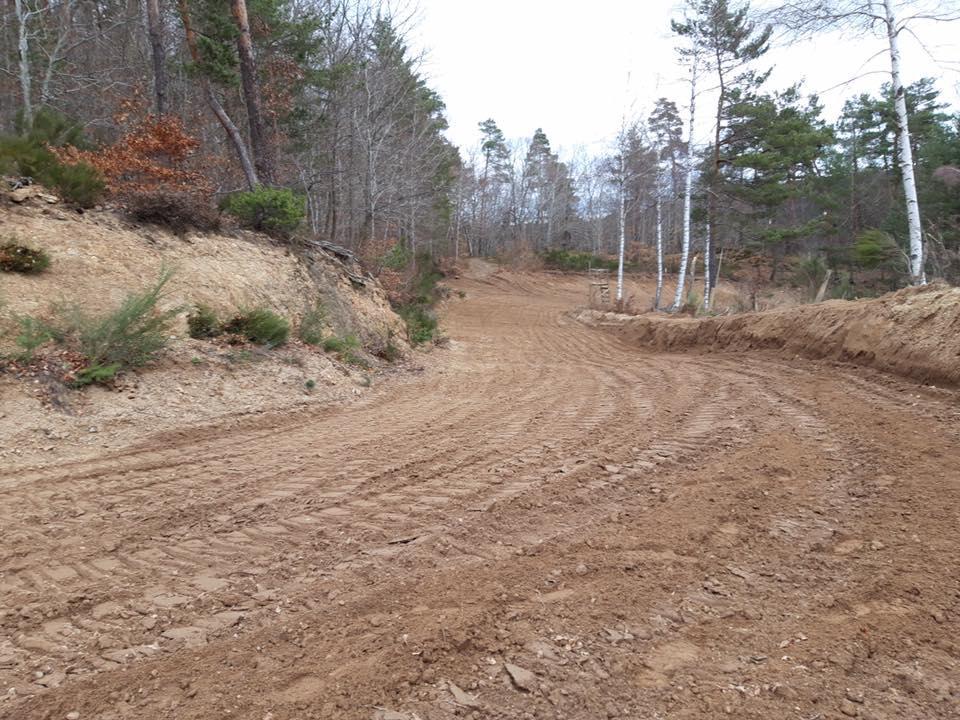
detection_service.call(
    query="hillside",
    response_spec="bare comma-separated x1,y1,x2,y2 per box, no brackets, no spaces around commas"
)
0,193,411,470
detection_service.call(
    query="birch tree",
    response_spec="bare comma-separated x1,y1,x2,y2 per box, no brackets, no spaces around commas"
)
671,57,699,312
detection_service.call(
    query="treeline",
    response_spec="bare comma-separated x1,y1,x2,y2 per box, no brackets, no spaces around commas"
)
1,0,457,254
2,0,958,299
453,0,960,301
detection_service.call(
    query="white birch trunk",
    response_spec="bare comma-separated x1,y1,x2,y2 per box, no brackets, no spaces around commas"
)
672,59,697,311
616,150,626,303
883,0,924,284
655,196,664,310
703,212,712,310
14,0,33,126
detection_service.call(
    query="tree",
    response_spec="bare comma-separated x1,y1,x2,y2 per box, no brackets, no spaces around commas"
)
671,55,700,312
673,0,772,309
145,0,167,116
177,0,259,189
477,118,510,255
230,0,276,185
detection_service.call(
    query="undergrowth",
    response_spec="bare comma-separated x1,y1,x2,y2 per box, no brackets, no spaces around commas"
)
1,240,51,274
222,308,290,347
10,269,180,385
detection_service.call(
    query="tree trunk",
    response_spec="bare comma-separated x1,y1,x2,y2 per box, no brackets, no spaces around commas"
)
703,207,712,311
14,0,33,127
616,149,627,303
655,196,664,310
177,0,259,190
231,0,276,186
672,60,697,311
883,0,924,284
145,0,166,116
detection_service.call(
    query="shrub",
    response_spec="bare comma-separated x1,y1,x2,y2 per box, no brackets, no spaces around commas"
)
74,268,180,369
0,109,105,207
1,241,51,274
11,269,180,384
128,191,220,234
187,304,221,339
371,330,402,362
223,307,289,347
298,301,327,345
46,161,105,207
398,304,438,345
12,314,63,359
322,334,359,354
221,188,305,238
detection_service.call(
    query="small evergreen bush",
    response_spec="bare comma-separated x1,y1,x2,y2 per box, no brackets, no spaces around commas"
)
322,334,359,354
298,301,327,345
0,109,105,207
398,305,438,345
223,307,290,346
74,268,181,369
221,188,305,238
0,240,51,274
187,304,222,339
12,269,180,384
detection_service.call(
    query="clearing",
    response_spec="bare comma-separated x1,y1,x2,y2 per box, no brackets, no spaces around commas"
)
1,261,958,720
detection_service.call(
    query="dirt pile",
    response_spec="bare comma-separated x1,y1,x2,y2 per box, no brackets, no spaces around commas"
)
0,197,409,470
580,283,960,386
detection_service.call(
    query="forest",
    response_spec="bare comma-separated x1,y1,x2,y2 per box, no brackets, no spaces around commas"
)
2,0,959,306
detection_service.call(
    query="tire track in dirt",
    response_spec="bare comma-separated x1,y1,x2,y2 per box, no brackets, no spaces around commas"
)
4,265,958,720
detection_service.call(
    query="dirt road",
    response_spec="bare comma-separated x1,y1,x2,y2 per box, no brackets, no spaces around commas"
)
2,263,958,719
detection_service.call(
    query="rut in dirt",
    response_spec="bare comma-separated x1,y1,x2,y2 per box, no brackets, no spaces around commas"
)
1,264,958,720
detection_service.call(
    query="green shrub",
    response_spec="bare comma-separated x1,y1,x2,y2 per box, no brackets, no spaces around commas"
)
187,304,221,339
47,161,105,207
12,314,63,359
74,268,181,369
0,109,104,208
221,188,305,237
398,304,438,345
298,301,327,345
305,379,316,390
223,307,289,346
11,270,179,384
322,334,359,354
73,363,121,387
128,191,220,234
0,241,51,274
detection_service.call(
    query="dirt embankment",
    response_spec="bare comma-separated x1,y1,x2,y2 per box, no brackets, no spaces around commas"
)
580,283,960,387
0,198,409,469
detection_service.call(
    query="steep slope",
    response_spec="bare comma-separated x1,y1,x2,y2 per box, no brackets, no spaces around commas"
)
0,197,410,469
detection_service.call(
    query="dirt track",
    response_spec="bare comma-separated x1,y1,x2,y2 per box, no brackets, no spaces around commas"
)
2,262,958,720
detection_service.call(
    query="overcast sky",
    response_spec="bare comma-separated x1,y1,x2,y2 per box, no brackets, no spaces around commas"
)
411,0,960,158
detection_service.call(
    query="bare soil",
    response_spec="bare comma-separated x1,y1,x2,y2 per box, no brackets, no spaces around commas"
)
582,282,960,388
1,262,959,720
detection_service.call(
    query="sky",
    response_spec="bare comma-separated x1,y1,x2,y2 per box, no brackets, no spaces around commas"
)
410,0,960,158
